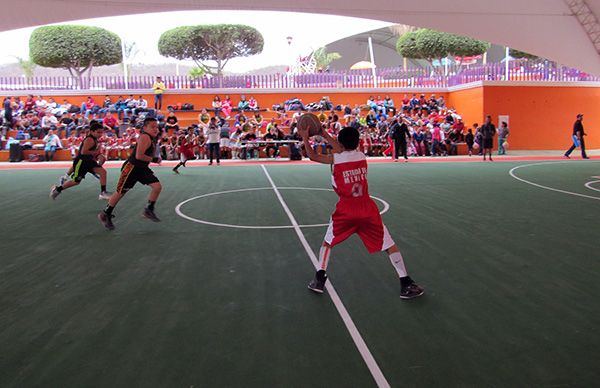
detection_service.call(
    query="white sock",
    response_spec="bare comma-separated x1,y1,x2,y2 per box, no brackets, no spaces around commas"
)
318,245,331,271
389,251,408,278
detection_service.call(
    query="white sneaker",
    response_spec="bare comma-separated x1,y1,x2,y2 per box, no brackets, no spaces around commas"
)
50,185,61,200
98,191,112,200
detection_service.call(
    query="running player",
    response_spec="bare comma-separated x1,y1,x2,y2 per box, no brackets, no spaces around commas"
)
299,125,424,299
50,121,111,200
173,127,195,174
98,117,162,230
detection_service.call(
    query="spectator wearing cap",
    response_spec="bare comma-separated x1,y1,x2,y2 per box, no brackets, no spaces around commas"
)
152,76,166,110
564,114,589,159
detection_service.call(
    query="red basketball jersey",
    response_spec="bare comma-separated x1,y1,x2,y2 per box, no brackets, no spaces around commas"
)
331,150,370,201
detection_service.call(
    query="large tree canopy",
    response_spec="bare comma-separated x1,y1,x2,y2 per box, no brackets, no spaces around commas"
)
29,25,122,85
158,24,264,78
397,29,490,71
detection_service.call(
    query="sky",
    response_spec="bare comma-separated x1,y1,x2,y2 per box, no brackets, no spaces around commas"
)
0,11,392,73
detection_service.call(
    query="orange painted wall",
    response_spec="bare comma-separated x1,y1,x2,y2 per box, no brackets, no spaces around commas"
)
483,86,600,150
446,87,484,128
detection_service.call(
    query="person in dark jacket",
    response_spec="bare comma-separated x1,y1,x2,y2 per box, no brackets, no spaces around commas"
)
391,118,411,162
480,116,496,161
564,114,589,159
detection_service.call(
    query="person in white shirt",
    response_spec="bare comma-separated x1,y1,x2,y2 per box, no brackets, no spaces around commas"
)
43,129,63,161
137,95,148,114
41,112,59,135
206,117,221,166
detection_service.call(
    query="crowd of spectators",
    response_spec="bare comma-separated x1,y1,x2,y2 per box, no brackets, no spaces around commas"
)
1,92,506,162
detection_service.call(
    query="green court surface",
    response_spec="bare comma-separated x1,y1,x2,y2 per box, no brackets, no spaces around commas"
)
1,160,599,387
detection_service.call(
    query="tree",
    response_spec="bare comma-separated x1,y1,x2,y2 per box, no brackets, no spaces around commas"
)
509,48,542,62
158,24,264,79
29,25,122,87
397,29,489,72
311,47,341,71
14,56,36,78
189,66,206,79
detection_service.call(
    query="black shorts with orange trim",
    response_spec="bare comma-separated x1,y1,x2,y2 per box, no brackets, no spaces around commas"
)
116,161,159,194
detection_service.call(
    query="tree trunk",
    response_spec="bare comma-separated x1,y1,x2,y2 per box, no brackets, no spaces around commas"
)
216,59,223,88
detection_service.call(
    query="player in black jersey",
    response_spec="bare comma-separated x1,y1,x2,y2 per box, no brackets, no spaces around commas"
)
50,121,111,200
98,117,162,230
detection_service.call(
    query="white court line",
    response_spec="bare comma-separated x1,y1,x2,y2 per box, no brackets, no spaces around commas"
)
508,161,600,201
584,181,600,193
174,187,389,229
260,164,391,388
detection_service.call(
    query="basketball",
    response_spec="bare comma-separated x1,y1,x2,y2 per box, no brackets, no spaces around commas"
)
297,113,322,137
96,154,106,166
502,141,509,150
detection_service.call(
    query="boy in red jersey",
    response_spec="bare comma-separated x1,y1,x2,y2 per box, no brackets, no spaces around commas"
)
299,125,424,299
173,127,195,174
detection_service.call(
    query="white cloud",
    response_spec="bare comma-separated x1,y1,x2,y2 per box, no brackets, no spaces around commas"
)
0,10,392,73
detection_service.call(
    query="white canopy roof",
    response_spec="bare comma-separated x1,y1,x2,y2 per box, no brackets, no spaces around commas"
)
5,0,600,74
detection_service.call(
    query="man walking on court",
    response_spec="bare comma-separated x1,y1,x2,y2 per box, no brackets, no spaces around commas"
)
299,124,424,299
564,114,589,159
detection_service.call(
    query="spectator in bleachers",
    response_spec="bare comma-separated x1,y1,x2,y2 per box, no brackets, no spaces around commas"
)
238,95,249,112
437,95,446,108
113,96,128,120
41,111,58,135
222,95,233,119
43,129,62,161
58,112,76,138
384,95,396,116
165,111,179,133
136,95,148,114
248,96,259,111
35,95,48,110
125,94,137,117
102,111,119,137
99,95,112,117
264,124,284,158
24,95,35,111
212,95,222,117
80,96,96,119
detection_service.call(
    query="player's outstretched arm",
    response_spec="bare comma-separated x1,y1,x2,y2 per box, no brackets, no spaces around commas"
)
298,127,333,164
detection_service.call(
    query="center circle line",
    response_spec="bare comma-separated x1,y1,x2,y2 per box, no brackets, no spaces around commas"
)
175,186,390,229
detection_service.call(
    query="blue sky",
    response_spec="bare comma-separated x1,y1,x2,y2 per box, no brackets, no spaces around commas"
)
0,11,391,72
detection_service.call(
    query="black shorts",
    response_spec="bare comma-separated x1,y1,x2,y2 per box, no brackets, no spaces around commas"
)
483,138,493,149
72,157,100,182
116,161,159,194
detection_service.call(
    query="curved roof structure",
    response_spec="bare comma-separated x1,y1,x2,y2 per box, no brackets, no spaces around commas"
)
5,0,600,74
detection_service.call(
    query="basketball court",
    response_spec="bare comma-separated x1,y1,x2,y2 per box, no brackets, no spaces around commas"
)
1,159,598,387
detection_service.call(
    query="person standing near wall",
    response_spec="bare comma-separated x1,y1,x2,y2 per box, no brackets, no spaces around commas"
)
564,114,589,159
206,117,221,166
152,76,166,111
497,121,509,155
480,116,496,161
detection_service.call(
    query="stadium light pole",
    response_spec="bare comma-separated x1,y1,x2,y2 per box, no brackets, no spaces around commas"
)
121,39,129,90
368,36,377,87
505,46,510,80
